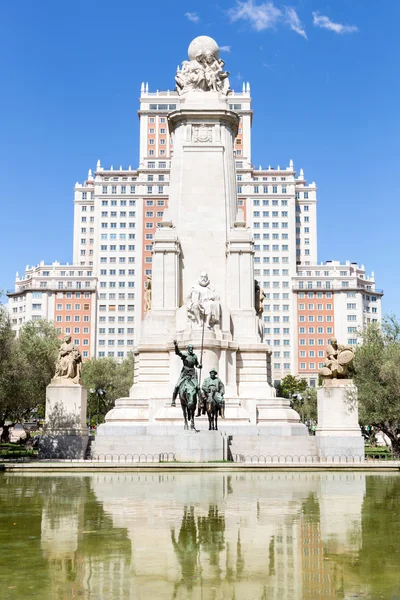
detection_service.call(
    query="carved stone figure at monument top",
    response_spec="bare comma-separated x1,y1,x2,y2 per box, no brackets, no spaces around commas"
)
175,35,231,96
186,272,220,329
319,337,355,380
53,335,82,384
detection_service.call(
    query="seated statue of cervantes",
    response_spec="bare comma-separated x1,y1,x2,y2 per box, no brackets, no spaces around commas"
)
186,272,220,329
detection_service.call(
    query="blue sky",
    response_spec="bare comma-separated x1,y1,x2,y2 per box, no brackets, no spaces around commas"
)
1,0,399,314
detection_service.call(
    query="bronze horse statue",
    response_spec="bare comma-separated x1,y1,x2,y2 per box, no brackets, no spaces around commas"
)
204,386,219,431
178,379,198,430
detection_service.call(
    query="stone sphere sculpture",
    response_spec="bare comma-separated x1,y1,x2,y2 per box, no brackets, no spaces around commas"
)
188,36,219,61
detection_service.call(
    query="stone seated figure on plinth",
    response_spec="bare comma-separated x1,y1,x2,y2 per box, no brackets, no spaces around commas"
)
53,335,82,384
39,335,88,458
186,272,220,330
315,338,363,458
318,338,355,380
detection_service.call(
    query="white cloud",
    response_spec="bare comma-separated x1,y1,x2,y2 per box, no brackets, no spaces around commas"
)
185,12,200,23
228,1,306,38
220,45,232,52
312,12,358,34
284,7,307,39
228,0,281,32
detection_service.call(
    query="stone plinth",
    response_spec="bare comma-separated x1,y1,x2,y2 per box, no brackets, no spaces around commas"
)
93,426,226,462
39,379,88,458
315,379,364,458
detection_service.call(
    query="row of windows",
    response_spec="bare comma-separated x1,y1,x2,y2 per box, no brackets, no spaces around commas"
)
147,150,167,156
99,305,135,311
98,328,134,334
56,316,90,322
254,222,289,229
299,337,332,345
99,339,134,346
253,199,287,206
98,316,134,322
299,362,323,370
299,315,333,322
99,269,135,276
299,327,333,334
99,282,135,289
264,328,291,334
59,327,90,334
55,282,93,289
299,303,333,310
253,212,289,218
273,363,291,370
101,222,136,229
100,256,135,262
98,351,126,357
272,351,291,358
264,339,291,346
56,303,90,310
98,294,135,300
101,199,136,206
257,269,290,276
101,211,136,217
100,246,135,253
101,185,166,194
298,292,332,299
300,350,326,358
100,234,136,241
264,316,290,322
263,293,290,300
254,245,289,252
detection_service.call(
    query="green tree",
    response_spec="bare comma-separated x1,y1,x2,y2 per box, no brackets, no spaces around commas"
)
353,318,400,456
277,375,317,429
0,316,59,441
81,353,134,423
278,374,308,399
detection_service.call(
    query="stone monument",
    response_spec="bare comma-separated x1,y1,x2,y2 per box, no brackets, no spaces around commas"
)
39,335,88,458
93,36,311,461
316,339,364,458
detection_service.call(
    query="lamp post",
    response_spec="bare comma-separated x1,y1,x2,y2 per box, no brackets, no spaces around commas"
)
89,387,107,429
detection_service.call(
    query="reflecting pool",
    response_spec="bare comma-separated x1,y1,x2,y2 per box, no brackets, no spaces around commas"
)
1,472,400,599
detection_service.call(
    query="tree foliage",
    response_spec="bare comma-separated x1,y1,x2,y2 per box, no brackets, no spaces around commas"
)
353,317,400,455
278,374,308,399
277,375,317,428
81,354,134,421
0,310,59,440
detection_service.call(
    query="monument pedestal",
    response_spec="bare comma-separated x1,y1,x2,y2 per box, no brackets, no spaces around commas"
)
315,379,364,459
94,426,226,461
39,380,88,459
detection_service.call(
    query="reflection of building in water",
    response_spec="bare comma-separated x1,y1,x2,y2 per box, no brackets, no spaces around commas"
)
12,471,366,600
39,476,133,599
263,521,302,599
301,515,338,599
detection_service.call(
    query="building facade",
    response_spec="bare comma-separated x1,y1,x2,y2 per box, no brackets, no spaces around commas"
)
8,82,383,381
8,261,97,360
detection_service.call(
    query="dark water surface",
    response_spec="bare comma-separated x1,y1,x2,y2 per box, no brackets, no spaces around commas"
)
1,471,400,599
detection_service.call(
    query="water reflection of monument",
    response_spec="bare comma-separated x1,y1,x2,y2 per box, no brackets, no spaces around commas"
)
90,472,366,600
4,473,400,599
